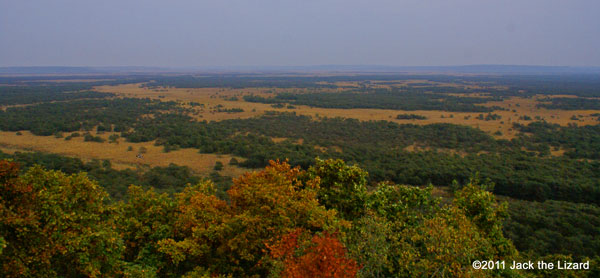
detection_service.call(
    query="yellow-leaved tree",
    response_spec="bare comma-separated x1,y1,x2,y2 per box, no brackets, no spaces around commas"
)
0,161,123,277
157,160,347,277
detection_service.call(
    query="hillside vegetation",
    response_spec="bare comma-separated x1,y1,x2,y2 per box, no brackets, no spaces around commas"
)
3,159,597,277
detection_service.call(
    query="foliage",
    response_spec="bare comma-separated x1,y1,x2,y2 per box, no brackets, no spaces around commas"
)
537,97,600,110
2,74,600,277
0,98,180,136
214,161,224,171
116,185,177,276
5,95,600,206
395,209,495,277
396,113,427,120
244,89,500,112
3,158,598,277
157,160,343,277
347,177,521,277
0,161,123,277
267,228,359,278
367,182,438,226
0,85,113,105
138,73,600,97
307,158,368,220
453,179,516,258
0,150,203,199
345,213,392,278
504,199,600,258
513,121,600,159
217,107,244,113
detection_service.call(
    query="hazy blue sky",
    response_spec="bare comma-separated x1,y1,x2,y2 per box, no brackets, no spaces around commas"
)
1,0,599,67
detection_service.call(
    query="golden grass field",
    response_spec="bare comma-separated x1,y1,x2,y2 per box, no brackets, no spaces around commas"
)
0,131,247,178
2,80,598,177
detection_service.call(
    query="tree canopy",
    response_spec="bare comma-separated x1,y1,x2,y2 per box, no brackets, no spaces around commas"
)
3,159,595,277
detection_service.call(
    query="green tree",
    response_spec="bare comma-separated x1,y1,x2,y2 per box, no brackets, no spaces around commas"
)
453,178,517,258
214,161,224,171
307,158,368,220
115,185,176,277
0,161,123,277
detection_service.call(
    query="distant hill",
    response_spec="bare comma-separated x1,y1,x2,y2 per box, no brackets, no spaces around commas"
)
265,64,600,74
0,66,172,74
1,65,600,75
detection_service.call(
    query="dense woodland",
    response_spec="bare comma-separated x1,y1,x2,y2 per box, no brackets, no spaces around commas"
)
0,150,596,263
503,198,600,259
3,73,600,97
0,98,182,136
513,122,600,159
2,159,598,277
537,97,600,110
0,150,228,200
1,74,600,277
0,86,114,106
140,74,600,97
243,90,503,112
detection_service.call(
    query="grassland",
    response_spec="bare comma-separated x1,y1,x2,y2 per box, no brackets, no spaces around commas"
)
0,130,246,178
94,82,600,140
2,76,598,180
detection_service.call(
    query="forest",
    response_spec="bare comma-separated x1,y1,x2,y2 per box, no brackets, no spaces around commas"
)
0,150,227,200
141,74,600,98
0,98,182,136
513,122,600,159
0,86,114,105
537,97,600,110
0,149,597,263
243,90,502,112
1,159,598,277
2,99,599,205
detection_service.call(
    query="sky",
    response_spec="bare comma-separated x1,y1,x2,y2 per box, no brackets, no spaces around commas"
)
1,0,599,67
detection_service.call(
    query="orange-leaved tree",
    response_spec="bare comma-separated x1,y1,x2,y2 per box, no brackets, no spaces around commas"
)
158,160,346,277
268,228,360,278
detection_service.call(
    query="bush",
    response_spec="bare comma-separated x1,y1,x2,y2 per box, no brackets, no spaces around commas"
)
396,114,427,120
83,133,105,143
108,134,120,143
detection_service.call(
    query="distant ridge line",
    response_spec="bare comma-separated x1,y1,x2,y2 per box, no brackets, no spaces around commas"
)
1,65,600,75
